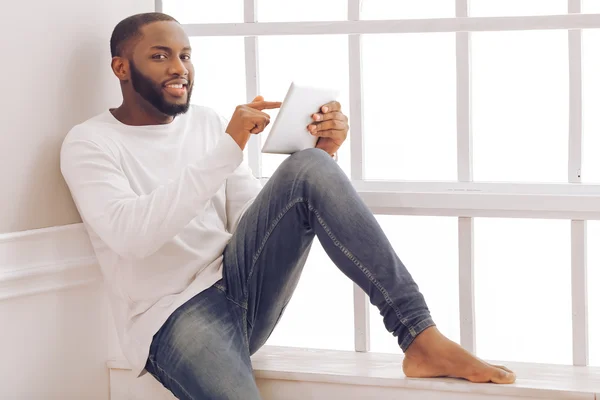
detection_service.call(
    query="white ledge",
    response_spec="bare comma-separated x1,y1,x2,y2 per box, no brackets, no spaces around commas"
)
0,223,100,300
108,346,600,399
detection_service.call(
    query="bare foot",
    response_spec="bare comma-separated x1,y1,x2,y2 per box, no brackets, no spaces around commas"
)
402,326,516,384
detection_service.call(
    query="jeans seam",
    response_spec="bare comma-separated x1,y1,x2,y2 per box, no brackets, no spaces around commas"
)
245,197,306,300
148,358,195,400
399,318,436,351
305,202,412,330
243,197,305,347
213,282,251,349
213,281,248,311
242,197,306,348
242,307,251,349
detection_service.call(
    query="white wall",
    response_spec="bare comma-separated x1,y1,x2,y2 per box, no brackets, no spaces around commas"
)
0,222,107,399
0,0,154,398
1,0,154,234
0,283,110,400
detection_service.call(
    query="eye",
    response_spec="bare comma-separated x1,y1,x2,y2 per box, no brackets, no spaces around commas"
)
152,54,167,60
181,54,191,61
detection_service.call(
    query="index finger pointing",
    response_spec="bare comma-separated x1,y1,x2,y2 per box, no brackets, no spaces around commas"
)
247,101,282,110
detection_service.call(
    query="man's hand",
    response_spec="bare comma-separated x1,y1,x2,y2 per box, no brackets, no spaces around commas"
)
307,101,349,156
226,96,281,150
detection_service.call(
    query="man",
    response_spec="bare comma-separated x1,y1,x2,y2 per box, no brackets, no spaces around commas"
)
60,12,516,400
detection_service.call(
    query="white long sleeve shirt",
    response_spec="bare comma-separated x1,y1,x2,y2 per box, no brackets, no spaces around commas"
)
60,105,262,377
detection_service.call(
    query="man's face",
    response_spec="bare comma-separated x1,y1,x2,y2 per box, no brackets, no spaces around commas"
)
128,21,195,116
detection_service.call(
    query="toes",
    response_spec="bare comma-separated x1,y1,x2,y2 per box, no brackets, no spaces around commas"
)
493,364,515,374
490,366,516,384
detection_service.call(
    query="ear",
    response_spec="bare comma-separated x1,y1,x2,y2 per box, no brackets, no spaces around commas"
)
111,56,129,82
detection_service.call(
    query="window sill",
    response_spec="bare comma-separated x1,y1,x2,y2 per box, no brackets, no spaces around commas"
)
107,346,600,399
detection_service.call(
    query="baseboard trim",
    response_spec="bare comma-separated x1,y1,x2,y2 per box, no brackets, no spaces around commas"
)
0,223,100,300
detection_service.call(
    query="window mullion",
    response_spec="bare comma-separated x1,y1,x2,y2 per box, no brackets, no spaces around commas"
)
568,0,588,367
349,0,370,354
244,0,262,177
456,0,476,355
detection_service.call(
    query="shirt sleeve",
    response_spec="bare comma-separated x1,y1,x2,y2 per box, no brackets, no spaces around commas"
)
219,115,263,233
60,133,243,260
225,162,263,233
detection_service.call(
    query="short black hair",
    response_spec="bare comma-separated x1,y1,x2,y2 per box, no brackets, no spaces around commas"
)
110,12,179,58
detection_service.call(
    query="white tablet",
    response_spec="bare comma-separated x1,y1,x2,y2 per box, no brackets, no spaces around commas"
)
261,82,340,154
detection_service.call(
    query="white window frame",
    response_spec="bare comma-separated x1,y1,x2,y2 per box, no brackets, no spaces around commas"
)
157,0,599,366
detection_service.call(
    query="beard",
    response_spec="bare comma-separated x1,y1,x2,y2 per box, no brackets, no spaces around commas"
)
129,60,193,117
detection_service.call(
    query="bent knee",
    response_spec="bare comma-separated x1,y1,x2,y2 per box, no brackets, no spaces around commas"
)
289,148,331,164
278,148,335,179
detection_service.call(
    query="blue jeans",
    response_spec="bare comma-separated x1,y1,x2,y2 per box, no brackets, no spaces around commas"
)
145,149,435,399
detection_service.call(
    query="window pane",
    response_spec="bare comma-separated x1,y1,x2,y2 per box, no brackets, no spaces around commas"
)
162,0,243,23
588,221,600,366
472,31,569,183
475,218,572,364
582,30,600,183
258,35,350,178
363,34,457,181
369,216,459,354
189,37,246,122
582,0,600,13
470,0,566,17
258,0,346,21
361,0,454,20
265,240,354,350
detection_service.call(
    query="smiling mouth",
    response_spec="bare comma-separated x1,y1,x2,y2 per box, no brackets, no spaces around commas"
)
163,83,188,98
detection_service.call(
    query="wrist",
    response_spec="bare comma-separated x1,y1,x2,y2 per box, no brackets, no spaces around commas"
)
227,132,247,150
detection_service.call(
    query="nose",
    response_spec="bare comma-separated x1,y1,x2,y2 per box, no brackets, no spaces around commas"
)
168,57,188,77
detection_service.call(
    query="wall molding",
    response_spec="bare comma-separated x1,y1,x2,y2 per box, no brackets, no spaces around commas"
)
0,223,100,300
